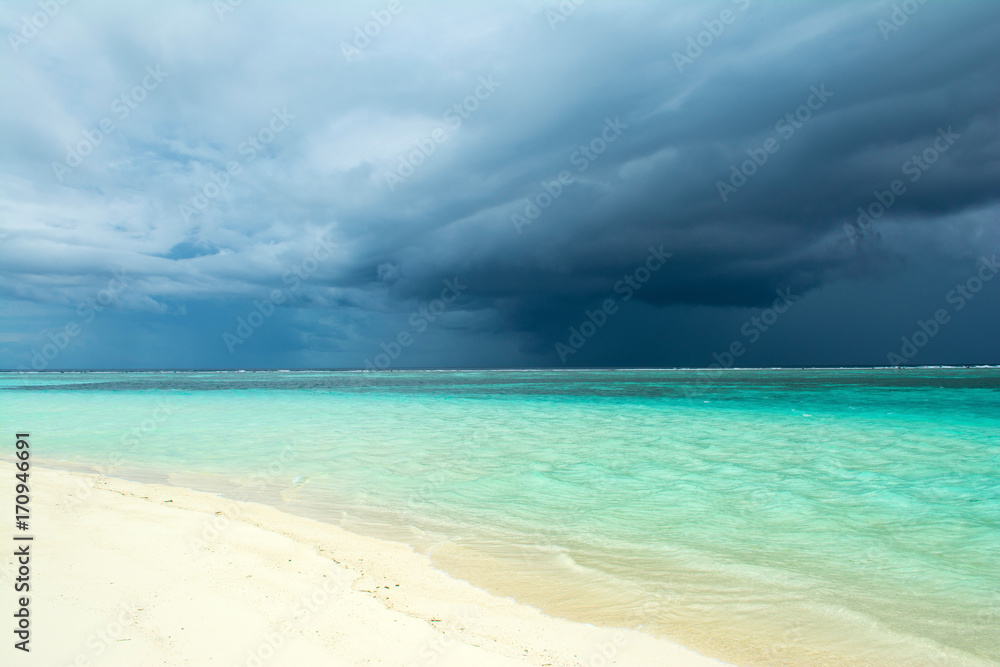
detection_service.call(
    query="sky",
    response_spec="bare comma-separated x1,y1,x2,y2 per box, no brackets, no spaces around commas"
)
1,0,998,370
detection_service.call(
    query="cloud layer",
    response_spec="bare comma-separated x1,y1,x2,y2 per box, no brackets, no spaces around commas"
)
2,0,998,369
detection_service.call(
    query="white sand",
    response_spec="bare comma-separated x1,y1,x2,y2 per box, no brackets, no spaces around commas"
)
1,467,731,666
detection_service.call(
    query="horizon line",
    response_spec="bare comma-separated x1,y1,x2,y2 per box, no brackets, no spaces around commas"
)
3,365,999,373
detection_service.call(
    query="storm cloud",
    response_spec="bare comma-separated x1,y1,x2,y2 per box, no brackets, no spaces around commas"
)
1,0,998,369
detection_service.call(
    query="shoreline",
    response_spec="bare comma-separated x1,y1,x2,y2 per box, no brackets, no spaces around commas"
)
3,466,730,666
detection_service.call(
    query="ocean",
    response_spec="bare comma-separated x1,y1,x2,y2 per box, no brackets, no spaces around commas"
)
2,368,998,666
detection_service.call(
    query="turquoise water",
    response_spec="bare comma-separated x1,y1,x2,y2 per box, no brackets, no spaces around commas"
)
2,369,998,665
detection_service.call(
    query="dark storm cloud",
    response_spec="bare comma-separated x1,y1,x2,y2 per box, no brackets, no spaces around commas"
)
0,0,997,368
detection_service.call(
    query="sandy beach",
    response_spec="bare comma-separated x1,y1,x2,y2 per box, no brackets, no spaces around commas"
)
2,467,729,666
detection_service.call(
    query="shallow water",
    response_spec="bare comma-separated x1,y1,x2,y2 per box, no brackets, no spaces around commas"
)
2,369,998,665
